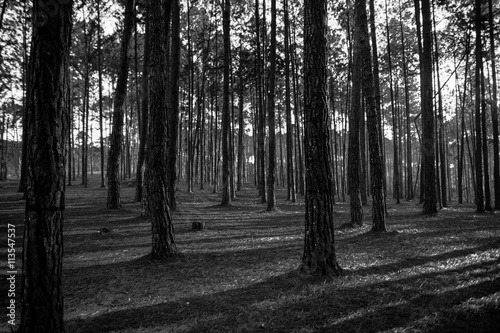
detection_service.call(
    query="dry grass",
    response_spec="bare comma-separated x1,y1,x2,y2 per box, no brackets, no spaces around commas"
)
0,175,499,332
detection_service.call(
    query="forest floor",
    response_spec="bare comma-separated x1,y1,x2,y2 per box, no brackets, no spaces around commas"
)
1,174,500,333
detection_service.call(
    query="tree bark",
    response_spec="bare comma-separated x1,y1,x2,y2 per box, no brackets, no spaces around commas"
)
284,0,295,202
167,0,180,210
144,0,179,259
488,0,500,210
21,1,72,331
266,0,277,211
107,0,135,209
302,0,342,276
421,0,437,214
354,0,386,231
135,9,149,202
349,0,364,226
221,0,231,206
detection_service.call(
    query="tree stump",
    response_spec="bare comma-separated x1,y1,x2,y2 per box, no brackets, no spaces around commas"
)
191,221,205,231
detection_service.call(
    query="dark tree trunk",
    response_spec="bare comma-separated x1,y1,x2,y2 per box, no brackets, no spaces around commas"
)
370,0,387,211
481,65,492,211
421,0,437,214
354,0,386,231
301,0,342,276
167,0,180,210
144,0,178,259
221,0,231,206
237,49,245,191
266,0,277,211
488,0,500,210
21,1,72,332
255,0,266,202
399,0,413,200
348,2,364,226
107,0,135,209
98,0,105,188
474,0,484,213
284,0,295,202
135,11,149,202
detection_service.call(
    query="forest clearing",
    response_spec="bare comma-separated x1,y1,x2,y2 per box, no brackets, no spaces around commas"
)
1,175,499,332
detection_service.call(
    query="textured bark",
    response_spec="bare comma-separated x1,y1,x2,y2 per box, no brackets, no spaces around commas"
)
255,0,266,202
421,0,437,214
348,1,364,226
144,0,178,259
135,12,149,202
167,0,180,210
399,0,413,200
106,0,135,209
488,0,500,210
284,0,295,202
97,0,105,188
369,0,387,211
237,50,245,191
301,0,342,276
473,0,484,213
21,2,72,332
266,0,277,211
221,0,231,206
354,0,386,231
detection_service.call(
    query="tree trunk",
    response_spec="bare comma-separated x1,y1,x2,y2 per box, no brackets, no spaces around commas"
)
355,0,386,231
237,48,245,191
167,0,180,210
266,0,277,211
348,0,363,227
21,2,72,331
144,0,179,259
284,0,295,202
488,0,500,210
221,0,231,206
135,11,149,202
473,0,485,213
302,0,343,276
107,0,135,209
421,0,437,214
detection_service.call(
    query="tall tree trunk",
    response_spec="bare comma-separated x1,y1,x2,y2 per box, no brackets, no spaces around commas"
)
167,0,180,210
421,0,437,214
97,0,105,188
107,0,135,209
21,1,72,331
135,10,149,202
255,0,266,202
237,49,245,191
488,0,500,210
355,0,386,231
266,0,277,211
432,2,447,207
399,0,413,200
284,0,295,202
370,0,386,210
302,0,342,276
458,37,470,204
474,0,484,213
144,0,178,259
385,0,400,204
221,0,231,206
349,0,363,227
481,65,492,211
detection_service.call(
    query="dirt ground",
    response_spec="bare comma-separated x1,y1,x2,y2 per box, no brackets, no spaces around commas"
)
1,174,499,332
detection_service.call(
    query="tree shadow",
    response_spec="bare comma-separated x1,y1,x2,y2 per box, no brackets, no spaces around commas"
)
64,238,500,332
